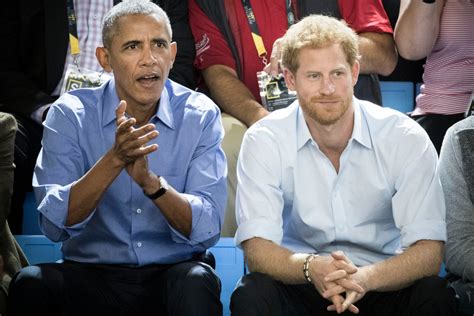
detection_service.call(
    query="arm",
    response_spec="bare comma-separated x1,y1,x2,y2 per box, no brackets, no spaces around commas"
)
394,0,445,60
67,101,159,226
440,124,474,281
358,32,397,76
203,65,268,127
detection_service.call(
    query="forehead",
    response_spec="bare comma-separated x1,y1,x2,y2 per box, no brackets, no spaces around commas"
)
112,14,169,42
297,44,349,70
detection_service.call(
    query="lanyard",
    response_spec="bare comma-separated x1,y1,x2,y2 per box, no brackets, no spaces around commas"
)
66,0,80,56
241,0,267,65
241,0,296,66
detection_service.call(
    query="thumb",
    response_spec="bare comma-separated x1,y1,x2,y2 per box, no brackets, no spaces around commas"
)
115,100,127,125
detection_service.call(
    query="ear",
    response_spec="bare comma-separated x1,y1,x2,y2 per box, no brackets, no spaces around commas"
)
351,60,360,87
283,68,296,91
96,47,113,73
170,41,177,67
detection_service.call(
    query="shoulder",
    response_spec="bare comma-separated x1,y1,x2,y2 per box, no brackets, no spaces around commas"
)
359,100,436,164
47,85,106,125
166,80,222,127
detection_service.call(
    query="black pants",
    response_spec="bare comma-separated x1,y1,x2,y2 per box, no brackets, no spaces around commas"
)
7,257,222,316
8,114,43,234
410,113,465,154
231,272,456,316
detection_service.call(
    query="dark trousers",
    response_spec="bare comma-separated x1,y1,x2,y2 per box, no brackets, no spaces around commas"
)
411,113,465,154
7,258,222,316
8,114,43,234
231,272,456,316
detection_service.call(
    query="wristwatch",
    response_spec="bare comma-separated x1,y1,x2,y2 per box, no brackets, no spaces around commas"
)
144,176,169,200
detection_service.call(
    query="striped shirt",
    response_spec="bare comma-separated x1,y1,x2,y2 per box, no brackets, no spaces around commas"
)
53,0,113,96
414,0,474,115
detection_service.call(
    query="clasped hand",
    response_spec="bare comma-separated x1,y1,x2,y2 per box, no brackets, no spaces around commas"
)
113,100,159,186
312,251,368,314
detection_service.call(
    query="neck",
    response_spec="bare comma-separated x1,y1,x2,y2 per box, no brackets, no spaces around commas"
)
126,101,158,127
305,106,354,172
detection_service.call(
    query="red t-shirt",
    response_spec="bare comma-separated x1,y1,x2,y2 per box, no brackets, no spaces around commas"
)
189,0,393,101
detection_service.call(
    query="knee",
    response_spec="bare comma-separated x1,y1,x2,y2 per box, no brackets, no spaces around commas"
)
9,266,45,295
175,262,221,296
414,276,457,314
231,272,279,311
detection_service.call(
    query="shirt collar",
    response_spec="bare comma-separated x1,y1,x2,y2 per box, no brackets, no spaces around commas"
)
102,78,175,129
296,96,372,150
351,97,372,149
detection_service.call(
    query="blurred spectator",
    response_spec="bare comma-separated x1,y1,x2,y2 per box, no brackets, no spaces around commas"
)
439,115,474,316
189,0,397,237
0,112,29,314
394,0,474,153
0,0,196,234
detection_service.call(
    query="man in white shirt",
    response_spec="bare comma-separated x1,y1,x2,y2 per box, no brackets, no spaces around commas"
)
232,14,456,316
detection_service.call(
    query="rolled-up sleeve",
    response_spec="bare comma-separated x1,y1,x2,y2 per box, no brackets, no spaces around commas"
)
235,124,285,247
33,99,94,242
168,106,227,248
392,127,447,248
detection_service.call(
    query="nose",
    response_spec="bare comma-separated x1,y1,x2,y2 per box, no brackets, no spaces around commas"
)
140,45,157,66
319,77,335,95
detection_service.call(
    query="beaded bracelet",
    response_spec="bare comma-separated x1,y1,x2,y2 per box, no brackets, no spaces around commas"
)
303,254,318,283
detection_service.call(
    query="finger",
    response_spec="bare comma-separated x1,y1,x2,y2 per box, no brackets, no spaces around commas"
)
127,143,159,158
267,39,282,77
115,100,127,126
348,303,359,314
342,291,359,313
333,260,358,274
324,269,348,282
327,303,359,315
130,123,158,139
322,284,346,299
335,278,365,294
117,117,136,134
332,295,344,314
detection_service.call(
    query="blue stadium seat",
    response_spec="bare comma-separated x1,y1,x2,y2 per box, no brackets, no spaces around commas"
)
211,237,244,316
380,81,415,114
22,191,42,234
14,235,62,264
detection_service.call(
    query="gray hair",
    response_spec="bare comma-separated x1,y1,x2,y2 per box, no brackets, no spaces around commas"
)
102,0,172,48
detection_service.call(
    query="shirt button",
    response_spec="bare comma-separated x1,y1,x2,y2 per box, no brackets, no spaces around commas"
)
136,209,142,214
137,242,142,247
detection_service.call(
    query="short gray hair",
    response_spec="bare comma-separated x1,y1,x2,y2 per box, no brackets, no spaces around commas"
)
102,0,172,48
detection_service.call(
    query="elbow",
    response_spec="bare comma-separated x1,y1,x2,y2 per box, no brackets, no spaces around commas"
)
379,56,398,77
395,37,429,61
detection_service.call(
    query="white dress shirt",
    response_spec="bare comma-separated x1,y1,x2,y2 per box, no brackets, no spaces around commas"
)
235,97,446,267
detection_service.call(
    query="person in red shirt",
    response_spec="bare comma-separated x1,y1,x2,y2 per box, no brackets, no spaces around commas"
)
189,0,397,237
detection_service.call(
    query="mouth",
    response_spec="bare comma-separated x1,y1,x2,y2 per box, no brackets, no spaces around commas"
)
137,73,161,86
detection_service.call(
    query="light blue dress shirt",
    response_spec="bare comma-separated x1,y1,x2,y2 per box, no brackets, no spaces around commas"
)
34,78,227,265
235,97,446,267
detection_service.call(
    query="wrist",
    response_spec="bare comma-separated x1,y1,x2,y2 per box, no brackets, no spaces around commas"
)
303,254,319,283
143,175,169,200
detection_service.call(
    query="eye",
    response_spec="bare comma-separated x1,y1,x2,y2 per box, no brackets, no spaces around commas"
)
153,40,168,49
334,71,344,77
308,73,320,80
125,43,137,50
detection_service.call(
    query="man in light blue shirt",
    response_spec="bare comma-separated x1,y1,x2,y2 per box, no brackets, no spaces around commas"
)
231,15,455,316
8,1,226,315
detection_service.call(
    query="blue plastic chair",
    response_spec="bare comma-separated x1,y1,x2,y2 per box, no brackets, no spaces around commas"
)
380,81,415,114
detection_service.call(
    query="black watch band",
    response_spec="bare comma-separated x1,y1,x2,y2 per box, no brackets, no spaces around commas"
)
144,176,168,200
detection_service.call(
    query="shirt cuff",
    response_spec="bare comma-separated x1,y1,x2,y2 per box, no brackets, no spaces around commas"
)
400,219,447,249
235,217,283,248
